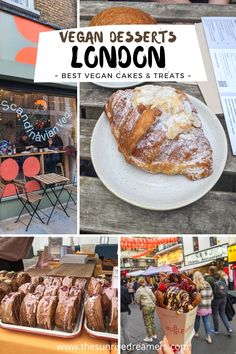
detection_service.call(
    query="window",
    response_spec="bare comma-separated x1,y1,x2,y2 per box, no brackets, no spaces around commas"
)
0,88,77,151
2,0,37,12
210,237,217,247
193,237,199,252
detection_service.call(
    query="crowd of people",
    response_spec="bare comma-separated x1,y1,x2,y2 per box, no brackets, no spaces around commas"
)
121,266,236,353
2,131,64,174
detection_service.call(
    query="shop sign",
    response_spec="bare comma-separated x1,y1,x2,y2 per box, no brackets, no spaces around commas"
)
228,244,236,263
185,244,228,266
0,100,72,142
158,250,183,265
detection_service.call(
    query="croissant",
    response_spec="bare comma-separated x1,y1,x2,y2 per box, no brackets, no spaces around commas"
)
104,85,213,180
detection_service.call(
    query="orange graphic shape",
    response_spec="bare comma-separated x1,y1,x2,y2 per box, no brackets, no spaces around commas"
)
16,47,38,65
0,158,19,181
23,156,40,177
1,183,17,198
25,180,41,193
14,15,53,43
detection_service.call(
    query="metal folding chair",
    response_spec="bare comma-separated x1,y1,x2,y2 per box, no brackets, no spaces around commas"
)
64,173,77,211
13,179,46,231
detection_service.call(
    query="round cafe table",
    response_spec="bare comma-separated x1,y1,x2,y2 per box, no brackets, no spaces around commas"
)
0,327,117,354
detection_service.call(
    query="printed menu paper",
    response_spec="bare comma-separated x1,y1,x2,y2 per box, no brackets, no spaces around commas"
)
202,17,236,155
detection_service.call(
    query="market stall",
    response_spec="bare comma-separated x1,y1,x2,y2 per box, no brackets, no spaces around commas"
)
0,237,118,354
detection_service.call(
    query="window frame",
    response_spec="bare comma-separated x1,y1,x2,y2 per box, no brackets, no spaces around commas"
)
1,0,40,15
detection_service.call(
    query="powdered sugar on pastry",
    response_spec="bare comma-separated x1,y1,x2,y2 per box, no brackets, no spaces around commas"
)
104,85,213,180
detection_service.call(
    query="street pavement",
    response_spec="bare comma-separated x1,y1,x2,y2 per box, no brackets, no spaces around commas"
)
121,301,236,354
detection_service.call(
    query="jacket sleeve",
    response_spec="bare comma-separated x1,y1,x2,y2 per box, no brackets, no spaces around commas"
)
135,289,141,305
149,288,156,302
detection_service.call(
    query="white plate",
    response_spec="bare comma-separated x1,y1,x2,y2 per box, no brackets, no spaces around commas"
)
84,317,118,341
93,81,145,89
91,95,228,210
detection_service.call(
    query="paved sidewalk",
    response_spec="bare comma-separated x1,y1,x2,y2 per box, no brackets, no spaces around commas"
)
0,203,77,234
121,303,236,354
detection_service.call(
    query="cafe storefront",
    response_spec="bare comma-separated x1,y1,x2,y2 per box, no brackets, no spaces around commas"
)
0,10,77,222
184,243,229,274
228,244,236,290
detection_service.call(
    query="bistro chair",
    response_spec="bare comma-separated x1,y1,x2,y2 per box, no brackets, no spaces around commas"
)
64,172,77,211
13,179,46,231
56,162,65,177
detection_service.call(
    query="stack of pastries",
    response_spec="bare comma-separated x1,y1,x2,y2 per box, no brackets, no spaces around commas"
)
84,277,118,334
0,272,87,333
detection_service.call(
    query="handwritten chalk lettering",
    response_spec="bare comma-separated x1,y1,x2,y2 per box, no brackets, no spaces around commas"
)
71,45,165,69
0,99,72,142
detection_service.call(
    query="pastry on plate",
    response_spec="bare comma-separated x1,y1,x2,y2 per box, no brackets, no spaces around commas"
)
90,7,156,26
104,85,213,180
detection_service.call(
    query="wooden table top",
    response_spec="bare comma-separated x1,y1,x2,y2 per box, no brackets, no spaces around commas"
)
34,173,70,184
80,1,236,234
27,261,96,278
80,1,236,26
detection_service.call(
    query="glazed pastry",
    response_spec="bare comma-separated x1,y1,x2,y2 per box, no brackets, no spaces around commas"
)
62,276,75,287
18,282,36,295
6,271,16,279
87,278,104,296
55,296,79,332
20,294,40,327
44,285,59,297
108,297,118,333
15,272,31,287
58,286,70,300
84,295,105,332
51,277,62,287
43,277,53,287
102,287,117,316
34,284,46,298
90,7,156,26
0,271,8,278
36,296,58,330
1,292,25,324
74,278,87,289
69,286,82,303
105,85,213,180
31,276,44,286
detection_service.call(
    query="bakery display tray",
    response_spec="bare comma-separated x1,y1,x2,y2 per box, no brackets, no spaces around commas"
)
0,298,85,339
0,307,84,338
84,317,118,341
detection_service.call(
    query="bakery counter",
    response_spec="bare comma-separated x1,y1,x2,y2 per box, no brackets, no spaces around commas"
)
0,327,113,354
27,262,96,278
